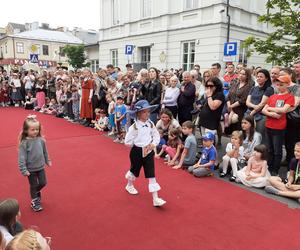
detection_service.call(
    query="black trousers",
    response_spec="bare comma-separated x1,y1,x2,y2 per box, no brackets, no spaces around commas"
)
285,119,300,162
178,105,193,125
27,169,47,199
266,128,285,174
130,146,155,178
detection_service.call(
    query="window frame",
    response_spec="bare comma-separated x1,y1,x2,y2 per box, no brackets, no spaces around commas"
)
141,0,152,18
112,0,120,25
238,40,248,64
16,42,24,54
110,49,119,67
141,46,151,64
181,40,196,71
59,47,65,57
42,45,49,56
184,0,199,10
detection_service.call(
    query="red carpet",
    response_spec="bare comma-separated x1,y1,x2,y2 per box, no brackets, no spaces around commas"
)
0,107,299,250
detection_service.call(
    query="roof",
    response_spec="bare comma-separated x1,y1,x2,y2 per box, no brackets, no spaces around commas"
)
8,23,26,31
85,43,99,47
12,29,83,44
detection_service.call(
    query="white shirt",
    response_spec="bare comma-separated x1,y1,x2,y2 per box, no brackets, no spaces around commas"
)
225,143,244,161
125,119,160,147
0,225,13,246
11,79,21,88
162,87,180,106
97,116,109,126
24,76,33,89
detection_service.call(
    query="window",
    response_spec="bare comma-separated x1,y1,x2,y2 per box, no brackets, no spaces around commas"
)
111,49,118,67
16,42,24,54
182,41,195,71
142,0,152,18
59,47,65,57
238,41,248,64
141,46,151,63
95,60,99,72
184,0,199,10
90,60,100,73
5,43,7,54
42,45,49,56
112,0,119,25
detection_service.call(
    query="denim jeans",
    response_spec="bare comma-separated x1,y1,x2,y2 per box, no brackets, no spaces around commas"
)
266,128,285,174
256,116,267,145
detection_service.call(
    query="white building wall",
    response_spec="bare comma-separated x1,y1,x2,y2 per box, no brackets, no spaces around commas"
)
99,0,272,71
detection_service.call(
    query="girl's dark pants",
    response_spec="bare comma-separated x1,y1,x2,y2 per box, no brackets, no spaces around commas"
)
28,169,47,199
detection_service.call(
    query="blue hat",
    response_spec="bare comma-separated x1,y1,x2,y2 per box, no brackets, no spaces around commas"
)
127,100,158,117
202,132,215,141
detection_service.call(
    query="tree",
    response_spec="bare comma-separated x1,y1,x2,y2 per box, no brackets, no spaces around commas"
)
62,44,90,69
243,0,300,66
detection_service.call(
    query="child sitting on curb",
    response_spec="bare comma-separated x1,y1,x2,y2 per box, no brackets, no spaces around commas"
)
173,121,197,170
188,132,217,177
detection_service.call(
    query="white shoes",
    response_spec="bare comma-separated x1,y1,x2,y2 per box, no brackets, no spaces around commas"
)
153,197,166,207
125,185,166,207
125,184,138,195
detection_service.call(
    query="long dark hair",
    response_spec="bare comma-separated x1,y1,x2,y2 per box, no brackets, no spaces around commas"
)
240,68,252,85
0,199,19,235
257,69,272,90
206,77,223,94
242,115,255,142
148,67,159,80
254,144,268,160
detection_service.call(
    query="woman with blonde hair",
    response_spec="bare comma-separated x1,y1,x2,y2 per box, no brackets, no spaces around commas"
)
5,229,50,250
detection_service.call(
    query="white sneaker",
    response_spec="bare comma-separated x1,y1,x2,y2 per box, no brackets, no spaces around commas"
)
125,184,138,195
108,131,114,136
153,197,166,207
113,138,120,143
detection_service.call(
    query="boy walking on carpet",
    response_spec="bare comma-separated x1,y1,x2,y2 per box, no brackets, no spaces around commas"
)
124,100,166,207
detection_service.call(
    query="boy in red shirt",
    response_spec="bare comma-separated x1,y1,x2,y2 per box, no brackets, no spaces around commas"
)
262,75,295,175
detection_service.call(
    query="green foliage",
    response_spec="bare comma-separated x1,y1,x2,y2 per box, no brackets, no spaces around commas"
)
243,0,300,66
62,44,89,69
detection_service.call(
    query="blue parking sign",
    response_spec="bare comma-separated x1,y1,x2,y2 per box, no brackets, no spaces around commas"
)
224,42,237,56
125,45,134,55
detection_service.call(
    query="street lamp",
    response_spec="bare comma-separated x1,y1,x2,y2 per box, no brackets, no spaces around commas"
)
226,0,231,43
220,0,231,42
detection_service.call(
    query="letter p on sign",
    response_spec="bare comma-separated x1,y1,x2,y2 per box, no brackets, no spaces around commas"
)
125,45,134,55
224,42,237,56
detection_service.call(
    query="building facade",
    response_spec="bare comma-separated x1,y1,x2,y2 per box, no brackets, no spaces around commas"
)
85,43,100,72
98,0,272,71
0,26,83,71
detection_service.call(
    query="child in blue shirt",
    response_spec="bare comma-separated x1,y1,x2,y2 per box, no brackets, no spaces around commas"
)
154,129,167,158
188,132,217,177
114,95,127,143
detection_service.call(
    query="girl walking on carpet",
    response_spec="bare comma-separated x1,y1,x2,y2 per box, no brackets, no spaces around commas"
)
18,115,51,212
124,100,166,207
